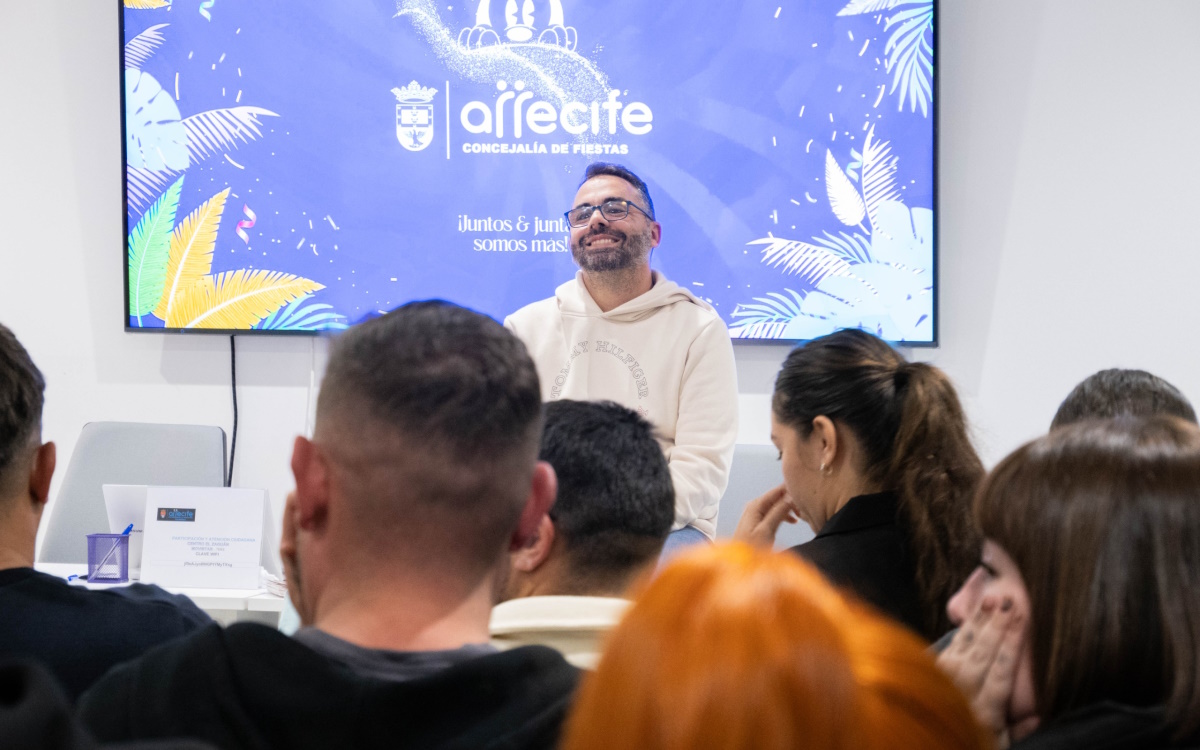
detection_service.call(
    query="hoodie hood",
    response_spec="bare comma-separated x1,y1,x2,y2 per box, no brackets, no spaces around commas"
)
554,271,713,322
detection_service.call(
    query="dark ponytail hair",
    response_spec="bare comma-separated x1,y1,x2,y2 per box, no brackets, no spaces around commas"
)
773,329,983,636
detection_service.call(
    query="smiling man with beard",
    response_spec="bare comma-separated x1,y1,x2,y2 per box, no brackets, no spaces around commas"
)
505,164,737,556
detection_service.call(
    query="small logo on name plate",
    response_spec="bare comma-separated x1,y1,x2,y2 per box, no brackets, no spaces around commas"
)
157,507,196,522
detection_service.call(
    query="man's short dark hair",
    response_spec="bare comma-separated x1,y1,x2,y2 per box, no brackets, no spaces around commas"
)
315,301,543,572
1051,368,1197,430
540,400,673,589
582,163,655,220
0,324,44,495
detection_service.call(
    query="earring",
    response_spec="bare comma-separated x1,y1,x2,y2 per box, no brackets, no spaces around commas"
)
820,462,832,476
819,462,827,474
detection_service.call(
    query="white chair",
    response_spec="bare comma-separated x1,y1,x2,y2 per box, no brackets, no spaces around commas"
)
715,444,815,550
37,422,227,564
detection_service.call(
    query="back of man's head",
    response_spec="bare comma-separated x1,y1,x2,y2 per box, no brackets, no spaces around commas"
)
538,400,673,594
1051,368,1197,430
312,300,543,579
0,324,44,502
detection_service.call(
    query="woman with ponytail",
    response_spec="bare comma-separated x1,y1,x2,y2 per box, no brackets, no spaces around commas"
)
735,328,983,639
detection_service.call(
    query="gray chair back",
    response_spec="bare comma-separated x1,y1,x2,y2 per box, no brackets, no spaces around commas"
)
715,443,816,550
38,422,226,563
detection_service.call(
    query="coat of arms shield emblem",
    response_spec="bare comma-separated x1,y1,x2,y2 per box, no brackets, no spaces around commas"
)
392,81,438,152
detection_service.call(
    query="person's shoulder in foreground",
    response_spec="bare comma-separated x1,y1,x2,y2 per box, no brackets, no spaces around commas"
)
0,568,208,700
78,301,579,750
79,622,578,750
0,657,216,750
0,321,210,702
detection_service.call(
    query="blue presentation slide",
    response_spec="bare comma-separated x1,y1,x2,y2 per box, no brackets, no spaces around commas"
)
123,0,935,341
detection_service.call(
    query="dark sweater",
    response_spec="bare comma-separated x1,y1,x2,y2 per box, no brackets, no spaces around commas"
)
77,622,581,750
0,568,210,701
1012,702,1200,750
788,491,927,637
0,658,215,750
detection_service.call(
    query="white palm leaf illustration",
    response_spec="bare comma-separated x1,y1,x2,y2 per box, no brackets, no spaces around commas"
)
127,165,179,214
730,290,806,339
749,236,852,284
837,0,900,15
860,127,901,232
125,24,168,70
885,2,934,115
182,107,280,164
825,150,866,227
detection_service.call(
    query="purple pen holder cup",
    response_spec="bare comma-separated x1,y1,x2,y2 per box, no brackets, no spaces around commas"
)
86,533,130,583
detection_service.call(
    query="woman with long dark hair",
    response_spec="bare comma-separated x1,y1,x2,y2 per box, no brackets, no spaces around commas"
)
939,417,1200,748
737,328,983,639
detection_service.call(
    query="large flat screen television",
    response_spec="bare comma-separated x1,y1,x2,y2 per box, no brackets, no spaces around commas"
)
122,0,936,341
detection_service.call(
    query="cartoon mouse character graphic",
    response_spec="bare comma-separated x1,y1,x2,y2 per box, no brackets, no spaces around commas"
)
459,0,577,50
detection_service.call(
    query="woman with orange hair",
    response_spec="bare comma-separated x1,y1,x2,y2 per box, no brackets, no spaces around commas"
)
560,543,991,750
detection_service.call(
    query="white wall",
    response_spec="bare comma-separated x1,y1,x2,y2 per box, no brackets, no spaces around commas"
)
3,0,1199,549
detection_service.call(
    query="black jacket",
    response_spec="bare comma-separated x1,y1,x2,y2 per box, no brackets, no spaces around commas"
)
1012,703,1200,750
0,658,214,750
788,491,927,638
0,568,210,701
77,623,581,750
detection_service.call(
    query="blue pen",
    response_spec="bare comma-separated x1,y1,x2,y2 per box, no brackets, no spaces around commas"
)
121,523,134,536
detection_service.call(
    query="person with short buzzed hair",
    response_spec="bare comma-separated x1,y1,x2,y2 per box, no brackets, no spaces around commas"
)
505,163,738,557
0,323,209,701
1051,368,1196,430
491,400,674,667
79,302,579,750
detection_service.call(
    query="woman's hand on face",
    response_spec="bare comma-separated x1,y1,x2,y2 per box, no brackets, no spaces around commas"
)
936,597,1031,743
733,484,798,549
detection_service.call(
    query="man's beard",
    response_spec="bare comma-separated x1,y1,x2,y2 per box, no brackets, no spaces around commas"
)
571,225,654,272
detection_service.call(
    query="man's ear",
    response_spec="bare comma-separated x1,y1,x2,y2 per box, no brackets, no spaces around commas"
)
511,514,556,574
290,435,330,531
29,442,55,508
650,220,662,248
279,490,310,623
512,461,557,551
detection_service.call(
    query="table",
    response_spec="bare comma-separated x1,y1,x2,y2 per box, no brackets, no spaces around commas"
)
36,563,286,626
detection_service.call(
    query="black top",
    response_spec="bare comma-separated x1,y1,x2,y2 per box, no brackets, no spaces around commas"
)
1012,702,1200,750
0,568,211,701
78,622,581,750
788,491,926,637
0,657,216,750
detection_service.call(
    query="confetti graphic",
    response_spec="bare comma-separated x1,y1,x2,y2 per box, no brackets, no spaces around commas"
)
235,204,256,244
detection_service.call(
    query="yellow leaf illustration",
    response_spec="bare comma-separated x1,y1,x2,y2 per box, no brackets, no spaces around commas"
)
167,270,325,329
124,0,171,8
155,188,230,321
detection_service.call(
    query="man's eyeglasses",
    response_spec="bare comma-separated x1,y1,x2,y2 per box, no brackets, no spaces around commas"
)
564,199,653,228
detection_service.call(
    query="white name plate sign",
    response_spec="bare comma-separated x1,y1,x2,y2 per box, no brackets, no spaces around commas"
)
141,487,265,590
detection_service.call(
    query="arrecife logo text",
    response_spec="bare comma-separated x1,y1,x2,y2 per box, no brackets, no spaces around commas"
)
460,81,652,138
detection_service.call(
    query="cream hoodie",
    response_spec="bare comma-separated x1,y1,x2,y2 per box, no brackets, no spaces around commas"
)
505,271,738,538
